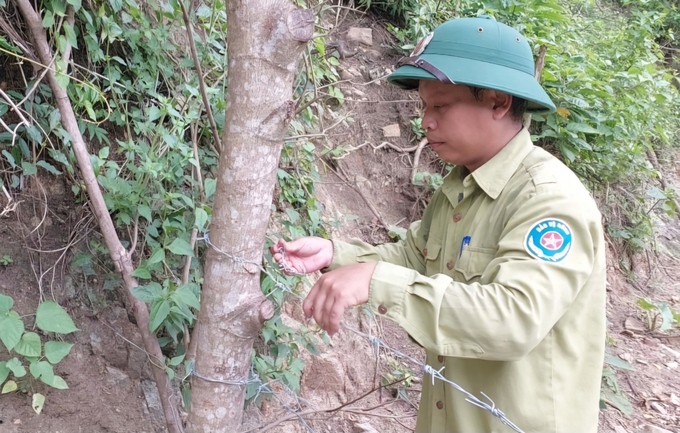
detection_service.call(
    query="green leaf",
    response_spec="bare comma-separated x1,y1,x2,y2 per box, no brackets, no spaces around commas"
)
638,298,657,311
6,358,26,378
44,341,74,364
169,354,185,366
167,238,194,257
195,208,209,231
37,160,62,175
30,360,55,385
0,293,13,311
2,380,17,393
172,285,201,310
42,10,55,27
204,178,216,199
131,283,163,303
22,161,38,176
33,393,45,414
605,355,633,371
15,332,41,357
0,361,9,384
149,299,171,332
131,267,152,279
47,375,68,389
0,314,24,352
63,23,78,49
66,0,82,11
138,204,152,222
2,150,16,168
566,123,601,135
658,303,674,332
147,248,165,265
36,301,78,334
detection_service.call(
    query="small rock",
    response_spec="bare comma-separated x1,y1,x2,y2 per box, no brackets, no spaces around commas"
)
666,361,678,369
619,352,633,363
382,124,401,138
106,366,130,385
141,380,165,427
643,424,674,433
90,332,103,355
368,67,384,81
340,70,354,81
624,317,646,334
347,27,373,46
670,393,680,406
650,401,667,415
352,89,366,97
14,419,21,424
63,276,77,299
660,344,680,359
366,49,382,61
354,422,379,433
614,426,628,433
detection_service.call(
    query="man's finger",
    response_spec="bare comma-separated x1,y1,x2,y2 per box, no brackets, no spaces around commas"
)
320,290,337,332
303,278,322,319
311,280,329,328
328,301,346,336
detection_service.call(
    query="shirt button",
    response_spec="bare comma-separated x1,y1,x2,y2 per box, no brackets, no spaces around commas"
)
436,401,444,410
422,248,428,256
378,304,387,315
453,213,462,222
438,355,444,363
446,262,454,270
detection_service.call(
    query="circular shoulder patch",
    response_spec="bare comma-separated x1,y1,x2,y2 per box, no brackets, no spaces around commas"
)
524,218,573,263
411,32,434,57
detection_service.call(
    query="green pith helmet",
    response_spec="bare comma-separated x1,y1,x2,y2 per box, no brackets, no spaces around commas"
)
388,16,556,113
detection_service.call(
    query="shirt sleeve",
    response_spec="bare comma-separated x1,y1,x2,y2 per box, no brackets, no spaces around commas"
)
325,220,427,274
367,190,603,361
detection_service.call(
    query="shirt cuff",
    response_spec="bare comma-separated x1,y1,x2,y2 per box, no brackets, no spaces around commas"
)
368,262,412,320
323,239,358,272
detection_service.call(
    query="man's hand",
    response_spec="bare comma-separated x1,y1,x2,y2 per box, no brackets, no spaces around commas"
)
303,262,378,336
270,237,334,275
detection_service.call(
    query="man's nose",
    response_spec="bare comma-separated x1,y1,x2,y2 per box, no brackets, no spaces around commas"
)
422,113,437,131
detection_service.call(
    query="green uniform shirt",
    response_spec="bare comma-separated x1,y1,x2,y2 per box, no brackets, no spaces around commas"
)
328,129,606,432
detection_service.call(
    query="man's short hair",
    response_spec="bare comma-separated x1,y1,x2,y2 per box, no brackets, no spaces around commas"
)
468,86,528,123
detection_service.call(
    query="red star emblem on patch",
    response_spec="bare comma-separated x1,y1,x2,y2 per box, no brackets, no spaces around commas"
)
540,231,563,250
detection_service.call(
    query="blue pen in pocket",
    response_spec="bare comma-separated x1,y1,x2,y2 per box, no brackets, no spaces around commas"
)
459,236,471,258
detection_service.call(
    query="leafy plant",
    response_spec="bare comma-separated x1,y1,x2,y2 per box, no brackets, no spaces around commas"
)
601,355,634,416
638,298,680,332
0,293,77,414
1,255,12,266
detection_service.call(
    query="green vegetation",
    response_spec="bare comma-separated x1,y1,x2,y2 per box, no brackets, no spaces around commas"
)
0,293,77,413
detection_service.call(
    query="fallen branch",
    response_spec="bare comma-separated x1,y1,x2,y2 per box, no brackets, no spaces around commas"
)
13,1,183,431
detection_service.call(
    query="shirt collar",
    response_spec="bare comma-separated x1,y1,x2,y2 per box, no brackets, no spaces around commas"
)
472,128,534,199
441,128,534,201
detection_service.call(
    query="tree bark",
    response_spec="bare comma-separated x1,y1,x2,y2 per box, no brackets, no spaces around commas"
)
13,1,183,432
187,1,313,431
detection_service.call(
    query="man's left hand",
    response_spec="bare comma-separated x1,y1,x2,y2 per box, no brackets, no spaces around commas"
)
303,262,378,336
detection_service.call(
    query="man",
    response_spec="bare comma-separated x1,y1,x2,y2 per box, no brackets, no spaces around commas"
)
272,16,606,433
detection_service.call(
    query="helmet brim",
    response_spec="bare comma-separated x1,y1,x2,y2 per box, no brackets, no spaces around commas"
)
388,53,556,113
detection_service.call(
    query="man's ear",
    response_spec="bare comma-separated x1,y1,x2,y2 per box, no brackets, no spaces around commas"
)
485,90,513,120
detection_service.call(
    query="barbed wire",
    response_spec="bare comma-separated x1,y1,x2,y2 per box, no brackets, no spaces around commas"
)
195,231,525,433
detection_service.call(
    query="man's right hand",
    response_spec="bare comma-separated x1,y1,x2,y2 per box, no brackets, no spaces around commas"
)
270,237,334,275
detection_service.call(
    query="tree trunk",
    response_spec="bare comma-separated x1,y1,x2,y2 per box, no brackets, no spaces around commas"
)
13,1,183,432
187,1,313,431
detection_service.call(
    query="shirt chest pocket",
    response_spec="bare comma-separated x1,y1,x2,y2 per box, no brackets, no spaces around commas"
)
422,238,442,276
453,246,496,282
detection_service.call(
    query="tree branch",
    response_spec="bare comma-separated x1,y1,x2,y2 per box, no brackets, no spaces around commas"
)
179,0,223,153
